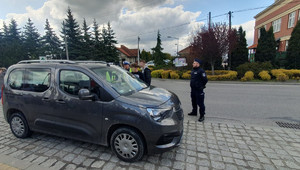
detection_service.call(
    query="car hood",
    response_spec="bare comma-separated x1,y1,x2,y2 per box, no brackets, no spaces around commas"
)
117,86,173,108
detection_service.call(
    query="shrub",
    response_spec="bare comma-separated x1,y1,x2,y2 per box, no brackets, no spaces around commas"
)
270,69,285,77
181,73,191,79
151,69,164,78
161,70,172,79
170,71,180,79
241,71,254,81
207,71,238,81
276,73,289,81
282,69,300,79
236,62,273,78
258,71,271,81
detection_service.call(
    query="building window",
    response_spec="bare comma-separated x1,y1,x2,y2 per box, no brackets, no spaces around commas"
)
272,18,281,33
288,12,296,28
285,40,289,51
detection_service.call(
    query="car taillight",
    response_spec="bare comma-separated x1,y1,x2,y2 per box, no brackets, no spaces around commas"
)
1,85,4,105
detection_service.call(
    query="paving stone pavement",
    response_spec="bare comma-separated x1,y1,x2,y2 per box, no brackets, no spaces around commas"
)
1,106,300,169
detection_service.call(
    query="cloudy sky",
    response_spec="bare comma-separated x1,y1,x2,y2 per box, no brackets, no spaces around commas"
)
0,0,274,56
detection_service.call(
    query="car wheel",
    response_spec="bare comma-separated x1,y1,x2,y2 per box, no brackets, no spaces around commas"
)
110,127,144,162
9,113,31,138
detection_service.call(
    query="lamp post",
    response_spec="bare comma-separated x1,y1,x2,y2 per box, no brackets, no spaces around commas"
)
167,36,179,57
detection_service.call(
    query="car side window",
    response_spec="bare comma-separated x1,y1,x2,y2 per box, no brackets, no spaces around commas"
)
60,70,100,97
8,69,24,90
23,69,51,92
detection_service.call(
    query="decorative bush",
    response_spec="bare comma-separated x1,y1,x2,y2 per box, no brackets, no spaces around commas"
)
276,73,289,81
161,70,172,79
181,73,191,79
281,69,300,79
151,69,164,78
236,62,273,78
270,69,300,81
170,71,180,79
271,69,289,81
258,71,271,81
270,69,285,77
241,71,254,81
206,70,233,75
207,71,238,81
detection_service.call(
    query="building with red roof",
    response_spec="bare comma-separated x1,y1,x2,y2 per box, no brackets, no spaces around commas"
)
117,45,138,64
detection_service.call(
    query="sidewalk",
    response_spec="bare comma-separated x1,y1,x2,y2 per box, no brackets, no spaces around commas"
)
1,118,300,170
0,154,53,170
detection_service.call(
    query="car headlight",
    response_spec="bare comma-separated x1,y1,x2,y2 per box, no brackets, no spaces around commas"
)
147,108,171,121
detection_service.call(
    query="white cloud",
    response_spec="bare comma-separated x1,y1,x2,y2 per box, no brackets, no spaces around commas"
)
0,0,203,55
114,5,202,54
233,20,255,47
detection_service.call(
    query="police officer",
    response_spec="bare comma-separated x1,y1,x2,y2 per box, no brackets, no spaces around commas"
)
123,61,130,72
188,59,208,122
139,60,151,86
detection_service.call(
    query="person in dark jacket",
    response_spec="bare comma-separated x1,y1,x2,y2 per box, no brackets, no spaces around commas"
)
139,60,151,86
130,63,144,80
188,59,208,122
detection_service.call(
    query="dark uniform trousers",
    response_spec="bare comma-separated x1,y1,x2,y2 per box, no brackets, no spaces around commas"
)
191,88,205,116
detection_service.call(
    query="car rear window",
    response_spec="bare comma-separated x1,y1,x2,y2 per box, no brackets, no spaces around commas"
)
8,68,51,92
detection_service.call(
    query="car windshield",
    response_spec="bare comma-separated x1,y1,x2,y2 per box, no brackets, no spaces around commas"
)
91,66,147,95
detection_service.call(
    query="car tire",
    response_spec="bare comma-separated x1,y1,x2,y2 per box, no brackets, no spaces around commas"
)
9,113,32,138
110,127,144,162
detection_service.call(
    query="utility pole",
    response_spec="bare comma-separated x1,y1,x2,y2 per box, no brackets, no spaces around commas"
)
137,36,140,64
63,21,69,60
228,11,232,70
208,12,211,30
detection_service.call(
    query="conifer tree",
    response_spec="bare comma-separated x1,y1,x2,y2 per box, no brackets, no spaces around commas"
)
61,7,82,60
255,27,276,65
286,21,300,69
5,19,24,66
41,19,61,59
80,18,93,60
152,30,165,66
23,18,41,59
104,22,118,62
231,26,249,70
92,19,104,60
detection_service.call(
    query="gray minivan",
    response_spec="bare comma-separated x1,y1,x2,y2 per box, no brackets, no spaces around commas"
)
1,60,183,162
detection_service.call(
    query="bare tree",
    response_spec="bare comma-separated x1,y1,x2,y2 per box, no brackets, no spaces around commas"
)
191,23,234,74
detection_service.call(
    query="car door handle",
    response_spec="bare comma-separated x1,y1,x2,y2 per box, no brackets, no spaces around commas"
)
56,99,66,104
42,97,50,101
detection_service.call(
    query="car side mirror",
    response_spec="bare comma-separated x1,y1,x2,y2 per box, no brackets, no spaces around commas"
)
78,89,96,101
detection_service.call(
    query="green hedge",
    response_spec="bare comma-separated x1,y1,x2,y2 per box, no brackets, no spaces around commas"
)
236,62,273,78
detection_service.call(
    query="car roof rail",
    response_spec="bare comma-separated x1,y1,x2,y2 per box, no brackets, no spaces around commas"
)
74,61,107,64
18,60,76,64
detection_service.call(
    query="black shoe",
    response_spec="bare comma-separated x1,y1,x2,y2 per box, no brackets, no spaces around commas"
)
188,112,197,116
198,116,205,122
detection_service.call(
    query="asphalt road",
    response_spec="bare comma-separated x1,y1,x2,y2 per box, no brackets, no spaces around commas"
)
152,79,300,127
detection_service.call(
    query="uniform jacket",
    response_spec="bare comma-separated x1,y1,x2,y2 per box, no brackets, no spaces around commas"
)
190,67,208,90
143,67,151,86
